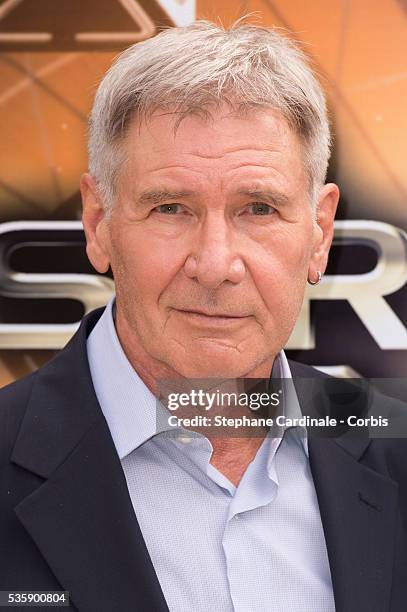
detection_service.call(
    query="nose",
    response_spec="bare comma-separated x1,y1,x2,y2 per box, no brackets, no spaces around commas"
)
184,212,245,289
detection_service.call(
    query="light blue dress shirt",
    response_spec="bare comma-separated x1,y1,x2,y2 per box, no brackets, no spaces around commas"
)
87,297,335,612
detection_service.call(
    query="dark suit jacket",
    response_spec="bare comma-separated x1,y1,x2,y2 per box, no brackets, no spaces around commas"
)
1,307,407,612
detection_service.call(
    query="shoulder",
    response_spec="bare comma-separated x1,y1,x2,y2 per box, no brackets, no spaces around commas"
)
0,306,106,469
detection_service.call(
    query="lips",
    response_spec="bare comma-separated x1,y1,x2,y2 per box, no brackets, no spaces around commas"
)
176,308,248,319
173,308,253,330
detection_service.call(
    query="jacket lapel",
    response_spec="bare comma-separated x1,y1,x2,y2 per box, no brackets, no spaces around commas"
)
289,360,398,612
11,308,169,612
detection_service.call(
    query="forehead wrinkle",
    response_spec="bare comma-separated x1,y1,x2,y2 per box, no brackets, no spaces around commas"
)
186,145,280,160
148,163,200,173
147,164,207,177
227,163,282,174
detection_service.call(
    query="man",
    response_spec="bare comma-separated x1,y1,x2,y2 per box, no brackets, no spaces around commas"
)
1,20,406,612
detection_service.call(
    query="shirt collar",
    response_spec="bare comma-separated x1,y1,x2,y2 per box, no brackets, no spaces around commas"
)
272,347,309,457
87,296,308,460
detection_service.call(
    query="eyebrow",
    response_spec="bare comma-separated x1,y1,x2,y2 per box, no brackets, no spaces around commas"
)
236,188,290,207
137,189,197,206
136,187,290,207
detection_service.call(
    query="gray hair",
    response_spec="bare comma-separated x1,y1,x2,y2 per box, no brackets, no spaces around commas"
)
88,20,331,213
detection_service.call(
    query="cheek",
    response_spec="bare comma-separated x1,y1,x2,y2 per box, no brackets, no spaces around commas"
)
244,228,311,312
110,229,185,307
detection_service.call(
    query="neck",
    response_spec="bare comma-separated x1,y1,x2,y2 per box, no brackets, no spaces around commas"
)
209,436,267,486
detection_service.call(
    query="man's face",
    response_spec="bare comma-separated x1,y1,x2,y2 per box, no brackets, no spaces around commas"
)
82,106,338,378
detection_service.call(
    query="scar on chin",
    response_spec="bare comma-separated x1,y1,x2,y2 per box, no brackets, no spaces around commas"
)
195,337,245,353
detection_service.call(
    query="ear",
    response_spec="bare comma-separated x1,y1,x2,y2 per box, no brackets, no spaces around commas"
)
308,183,340,282
80,173,111,273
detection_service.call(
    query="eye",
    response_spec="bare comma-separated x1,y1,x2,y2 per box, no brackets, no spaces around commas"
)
154,204,184,214
246,202,276,216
